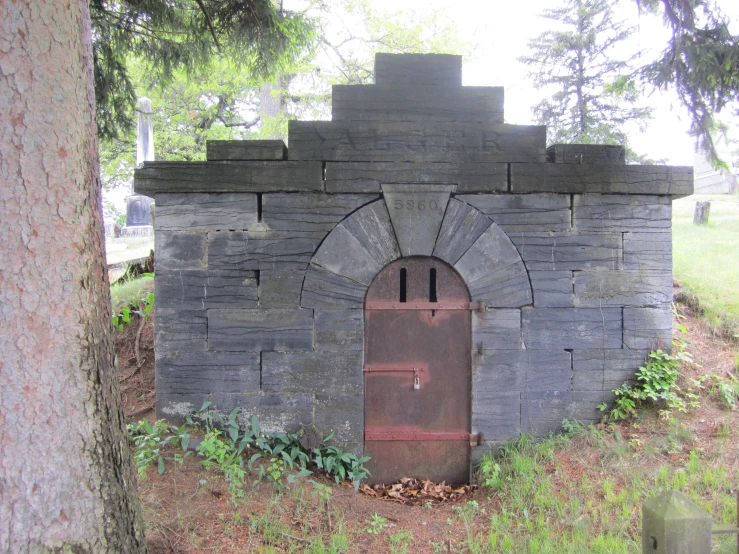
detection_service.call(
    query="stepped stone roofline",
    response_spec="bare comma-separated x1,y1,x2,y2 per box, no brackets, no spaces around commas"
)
135,53,693,198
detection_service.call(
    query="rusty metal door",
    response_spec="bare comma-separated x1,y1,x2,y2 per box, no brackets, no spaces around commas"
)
364,257,472,485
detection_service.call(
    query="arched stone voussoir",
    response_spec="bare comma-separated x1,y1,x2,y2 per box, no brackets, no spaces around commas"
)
433,198,493,265
454,222,533,308
303,199,401,307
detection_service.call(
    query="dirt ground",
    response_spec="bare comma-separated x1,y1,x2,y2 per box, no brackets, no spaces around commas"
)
114,293,739,553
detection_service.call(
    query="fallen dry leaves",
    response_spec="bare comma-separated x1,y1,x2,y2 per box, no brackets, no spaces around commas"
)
360,477,476,505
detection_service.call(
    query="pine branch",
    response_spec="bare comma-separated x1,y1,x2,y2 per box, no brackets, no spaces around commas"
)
194,0,223,53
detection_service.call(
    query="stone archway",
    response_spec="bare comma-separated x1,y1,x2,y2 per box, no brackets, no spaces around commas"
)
299,187,534,472
301,190,532,310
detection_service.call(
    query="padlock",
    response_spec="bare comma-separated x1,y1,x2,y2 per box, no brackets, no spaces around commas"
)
413,373,420,390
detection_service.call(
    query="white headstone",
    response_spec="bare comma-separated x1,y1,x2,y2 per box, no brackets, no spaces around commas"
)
136,97,155,167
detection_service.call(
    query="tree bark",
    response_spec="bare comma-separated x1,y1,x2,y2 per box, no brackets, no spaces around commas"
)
0,1,147,552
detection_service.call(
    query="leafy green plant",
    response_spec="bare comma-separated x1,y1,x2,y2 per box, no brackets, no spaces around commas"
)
601,342,696,421
701,373,739,409
312,441,371,490
112,290,154,330
477,452,502,489
309,480,334,528
717,380,739,408
127,419,191,478
255,457,303,493
185,404,370,491
365,513,390,534
310,480,333,505
195,427,247,501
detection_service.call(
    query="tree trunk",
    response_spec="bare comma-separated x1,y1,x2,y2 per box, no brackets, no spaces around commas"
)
0,2,147,552
693,201,711,225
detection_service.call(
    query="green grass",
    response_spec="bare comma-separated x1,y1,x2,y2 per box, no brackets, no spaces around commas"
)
470,425,739,553
673,193,739,338
110,274,154,312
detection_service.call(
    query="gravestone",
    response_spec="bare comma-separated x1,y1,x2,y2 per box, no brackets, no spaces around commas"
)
693,200,710,225
126,97,155,228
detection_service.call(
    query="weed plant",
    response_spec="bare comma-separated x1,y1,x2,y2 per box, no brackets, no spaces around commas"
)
601,328,697,421
127,402,372,504
364,513,390,535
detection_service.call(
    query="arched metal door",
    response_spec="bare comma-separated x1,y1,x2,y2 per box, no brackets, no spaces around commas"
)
364,257,472,485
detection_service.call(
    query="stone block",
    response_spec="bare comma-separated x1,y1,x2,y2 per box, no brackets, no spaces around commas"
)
623,306,672,350
455,223,533,307
510,163,693,196
134,161,323,195
314,393,364,454
262,193,379,232
312,224,382,285
207,309,314,352
155,193,258,231
510,232,621,271
623,231,672,271
261,351,363,396
206,140,287,161
258,270,304,308
473,350,571,391
467,266,533,308
522,391,604,434
472,309,522,350
325,161,508,193
236,394,316,433
207,230,326,271
455,223,524,283
288,120,546,163
529,271,573,308
382,184,454,256
458,194,571,232
157,392,314,432
471,391,521,440
341,200,401,268
156,231,206,270
314,310,364,351
301,265,367,309
522,308,622,349
157,352,260,394
432,198,492,265
572,194,671,232
573,270,672,307
154,308,207,353
374,53,462,87
546,144,625,164
572,349,649,391
156,270,258,309
332,85,503,122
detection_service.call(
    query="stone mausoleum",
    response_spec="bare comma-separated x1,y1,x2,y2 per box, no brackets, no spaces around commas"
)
134,53,692,484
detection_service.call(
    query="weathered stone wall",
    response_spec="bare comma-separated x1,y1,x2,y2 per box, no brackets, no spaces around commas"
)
134,53,691,463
